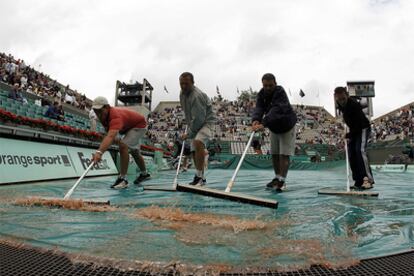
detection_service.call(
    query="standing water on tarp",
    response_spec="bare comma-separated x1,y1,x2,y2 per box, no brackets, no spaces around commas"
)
0,168,413,270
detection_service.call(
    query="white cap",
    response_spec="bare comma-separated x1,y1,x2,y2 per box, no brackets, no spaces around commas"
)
92,96,109,109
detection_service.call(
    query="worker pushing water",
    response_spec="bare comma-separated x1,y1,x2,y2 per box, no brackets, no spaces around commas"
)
178,72,216,186
91,96,151,189
251,73,297,192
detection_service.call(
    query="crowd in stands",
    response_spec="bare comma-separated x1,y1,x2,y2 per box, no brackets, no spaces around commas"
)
372,104,414,142
145,94,413,154
213,99,255,140
145,94,412,155
2,50,413,151
146,105,183,149
147,96,345,151
0,53,91,113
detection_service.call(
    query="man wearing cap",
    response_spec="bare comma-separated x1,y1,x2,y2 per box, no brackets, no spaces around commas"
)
179,72,216,186
91,96,150,189
334,86,375,189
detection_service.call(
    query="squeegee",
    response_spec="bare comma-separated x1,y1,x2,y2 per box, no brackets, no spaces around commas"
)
144,126,188,192
39,161,110,206
176,132,278,209
318,126,379,197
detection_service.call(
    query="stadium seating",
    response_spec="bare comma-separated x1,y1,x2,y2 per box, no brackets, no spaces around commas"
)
0,88,106,133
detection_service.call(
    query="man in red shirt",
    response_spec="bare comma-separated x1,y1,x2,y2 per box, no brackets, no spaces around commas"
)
91,96,150,189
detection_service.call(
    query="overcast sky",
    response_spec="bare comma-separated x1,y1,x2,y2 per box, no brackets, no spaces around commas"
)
1,0,413,117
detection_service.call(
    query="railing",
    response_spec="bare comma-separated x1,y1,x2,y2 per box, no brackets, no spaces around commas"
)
0,123,103,147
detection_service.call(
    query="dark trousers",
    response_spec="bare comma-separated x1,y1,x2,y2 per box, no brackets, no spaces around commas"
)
347,128,374,186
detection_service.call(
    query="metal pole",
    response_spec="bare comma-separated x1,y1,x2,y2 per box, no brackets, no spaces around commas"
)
142,79,146,105
173,126,188,189
64,162,94,199
344,125,351,192
225,131,255,193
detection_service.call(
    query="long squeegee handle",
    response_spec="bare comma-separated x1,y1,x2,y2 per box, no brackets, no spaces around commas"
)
173,126,188,189
344,125,351,192
225,131,256,193
64,162,94,199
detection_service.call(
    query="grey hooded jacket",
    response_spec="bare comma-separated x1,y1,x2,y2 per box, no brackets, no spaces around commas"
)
179,86,216,138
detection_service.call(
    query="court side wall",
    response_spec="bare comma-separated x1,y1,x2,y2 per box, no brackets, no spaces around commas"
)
0,138,118,184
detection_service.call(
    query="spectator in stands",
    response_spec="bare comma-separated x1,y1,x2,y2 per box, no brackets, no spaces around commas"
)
45,102,60,119
5,60,17,74
251,132,263,155
89,109,97,131
55,89,62,103
8,83,27,104
72,94,79,107
64,92,73,104
179,72,216,186
56,105,65,121
216,143,222,154
0,68,7,82
252,73,297,192
91,96,151,189
173,138,192,172
334,86,375,190
20,74,28,87
402,144,414,163
41,98,50,107
26,85,34,94
34,98,42,107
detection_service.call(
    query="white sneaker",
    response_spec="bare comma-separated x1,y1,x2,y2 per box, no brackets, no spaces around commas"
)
361,177,374,189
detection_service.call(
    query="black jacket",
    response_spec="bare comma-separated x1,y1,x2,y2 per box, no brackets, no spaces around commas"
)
402,146,414,159
252,86,297,134
337,98,370,138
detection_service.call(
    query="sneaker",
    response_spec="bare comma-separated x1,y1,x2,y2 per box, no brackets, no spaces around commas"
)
361,177,374,189
134,173,151,185
111,177,128,189
274,181,286,192
200,178,207,186
266,178,285,192
266,178,279,188
189,175,203,186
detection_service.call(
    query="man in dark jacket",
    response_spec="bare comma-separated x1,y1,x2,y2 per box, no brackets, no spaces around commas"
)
334,86,374,189
252,73,297,191
45,102,60,119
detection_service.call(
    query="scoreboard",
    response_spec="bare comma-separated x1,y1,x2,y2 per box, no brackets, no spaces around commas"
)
347,81,375,97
